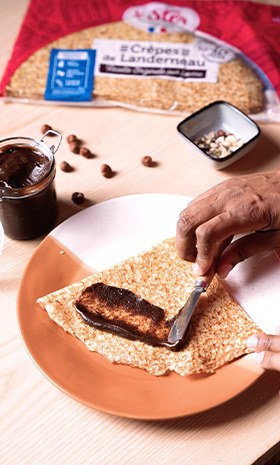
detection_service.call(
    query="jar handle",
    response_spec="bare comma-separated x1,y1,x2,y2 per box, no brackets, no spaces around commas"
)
40,130,62,154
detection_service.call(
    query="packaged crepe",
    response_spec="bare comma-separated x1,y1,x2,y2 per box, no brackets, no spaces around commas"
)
1,0,280,121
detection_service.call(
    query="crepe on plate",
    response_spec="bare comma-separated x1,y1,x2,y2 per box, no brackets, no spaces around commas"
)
37,237,261,376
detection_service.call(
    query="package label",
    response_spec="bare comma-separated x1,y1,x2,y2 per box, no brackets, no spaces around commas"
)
45,49,96,101
94,38,224,82
123,2,200,33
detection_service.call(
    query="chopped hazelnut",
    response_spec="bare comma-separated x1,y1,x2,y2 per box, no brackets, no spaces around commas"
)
194,130,244,159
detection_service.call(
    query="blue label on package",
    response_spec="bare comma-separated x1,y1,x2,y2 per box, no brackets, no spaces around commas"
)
45,49,96,102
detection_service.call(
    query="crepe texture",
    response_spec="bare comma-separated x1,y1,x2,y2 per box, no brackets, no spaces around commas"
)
5,21,263,115
37,238,261,376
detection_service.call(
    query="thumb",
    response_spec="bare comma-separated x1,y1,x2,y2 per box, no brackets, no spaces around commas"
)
246,333,280,372
255,351,280,371
246,333,280,353
217,230,280,279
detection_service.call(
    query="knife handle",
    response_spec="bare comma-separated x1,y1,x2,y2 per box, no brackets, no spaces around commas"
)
194,250,222,290
197,267,215,290
194,239,229,288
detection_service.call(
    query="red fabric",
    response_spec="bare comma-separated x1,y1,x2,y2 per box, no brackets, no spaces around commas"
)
1,0,280,97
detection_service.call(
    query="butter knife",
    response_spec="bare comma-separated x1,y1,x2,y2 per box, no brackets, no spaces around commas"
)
168,262,217,351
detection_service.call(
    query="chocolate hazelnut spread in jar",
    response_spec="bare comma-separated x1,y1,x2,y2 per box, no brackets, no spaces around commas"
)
0,130,61,240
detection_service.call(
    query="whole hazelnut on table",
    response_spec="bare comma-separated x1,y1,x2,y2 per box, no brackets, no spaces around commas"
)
141,155,154,167
60,161,73,172
71,192,85,205
69,141,80,154
66,134,78,143
79,147,94,159
41,124,55,135
101,164,114,178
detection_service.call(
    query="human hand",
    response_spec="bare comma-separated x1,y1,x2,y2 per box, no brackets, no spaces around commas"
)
247,331,280,372
176,170,280,278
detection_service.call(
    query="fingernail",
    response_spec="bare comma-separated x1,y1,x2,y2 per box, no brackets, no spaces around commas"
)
256,352,265,365
246,335,258,349
192,262,201,275
218,264,233,279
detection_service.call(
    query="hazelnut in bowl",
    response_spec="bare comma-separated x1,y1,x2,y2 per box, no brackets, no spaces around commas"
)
177,101,260,169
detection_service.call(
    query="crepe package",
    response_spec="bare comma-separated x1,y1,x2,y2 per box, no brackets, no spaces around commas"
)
37,238,262,376
1,1,280,120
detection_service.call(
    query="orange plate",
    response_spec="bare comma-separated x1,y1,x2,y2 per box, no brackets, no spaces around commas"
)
17,195,264,419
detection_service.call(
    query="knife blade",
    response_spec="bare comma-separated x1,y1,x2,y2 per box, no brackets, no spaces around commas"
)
168,278,209,351
167,255,219,351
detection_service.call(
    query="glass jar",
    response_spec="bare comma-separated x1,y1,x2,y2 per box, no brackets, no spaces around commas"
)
0,130,62,240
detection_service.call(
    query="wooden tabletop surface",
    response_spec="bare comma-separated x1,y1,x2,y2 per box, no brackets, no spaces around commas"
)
1,1,280,464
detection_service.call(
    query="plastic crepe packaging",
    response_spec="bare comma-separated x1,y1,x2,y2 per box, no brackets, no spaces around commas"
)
1,0,280,121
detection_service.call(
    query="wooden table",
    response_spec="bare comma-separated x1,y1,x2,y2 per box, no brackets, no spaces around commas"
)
1,1,280,464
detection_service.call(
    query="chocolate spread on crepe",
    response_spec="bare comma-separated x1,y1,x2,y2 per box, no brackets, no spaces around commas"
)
74,282,181,350
37,238,262,376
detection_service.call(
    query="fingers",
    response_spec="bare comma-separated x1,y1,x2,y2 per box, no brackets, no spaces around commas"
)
247,333,280,352
176,170,280,274
177,206,269,275
247,333,280,372
176,201,218,263
176,203,235,269
176,215,197,262
216,230,280,279
256,352,280,371
194,212,241,274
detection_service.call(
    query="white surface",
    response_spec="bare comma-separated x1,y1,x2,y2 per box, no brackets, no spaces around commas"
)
224,250,280,334
51,193,280,334
51,193,188,269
